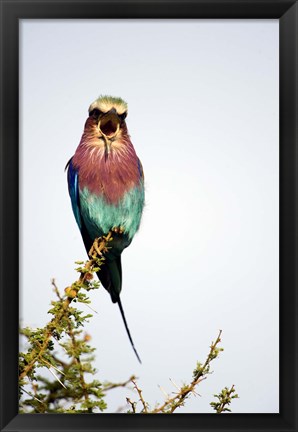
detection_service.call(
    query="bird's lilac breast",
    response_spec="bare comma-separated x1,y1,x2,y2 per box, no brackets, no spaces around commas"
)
74,141,141,204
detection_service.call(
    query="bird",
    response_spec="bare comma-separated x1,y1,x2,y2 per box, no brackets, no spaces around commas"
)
66,95,145,363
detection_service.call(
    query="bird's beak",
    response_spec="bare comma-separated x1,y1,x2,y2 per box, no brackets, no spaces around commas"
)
98,109,121,141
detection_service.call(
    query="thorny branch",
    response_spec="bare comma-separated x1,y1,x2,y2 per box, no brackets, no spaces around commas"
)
131,379,149,413
126,330,237,414
19,233,112,382
19,231,239,414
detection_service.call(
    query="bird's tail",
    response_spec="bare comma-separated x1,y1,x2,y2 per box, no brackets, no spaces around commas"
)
117,297,142,364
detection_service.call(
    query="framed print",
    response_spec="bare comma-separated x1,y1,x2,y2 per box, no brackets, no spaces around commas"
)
0,1,297,432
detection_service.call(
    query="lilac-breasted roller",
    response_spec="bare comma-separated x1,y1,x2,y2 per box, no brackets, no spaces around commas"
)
66,95,145,362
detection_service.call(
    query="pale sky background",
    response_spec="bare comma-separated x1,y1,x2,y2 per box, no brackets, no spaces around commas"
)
19,19,279,413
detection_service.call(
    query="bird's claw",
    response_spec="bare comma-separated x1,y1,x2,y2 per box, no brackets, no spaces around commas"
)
88,238,103,257
93,239,104,256
112,226,124,234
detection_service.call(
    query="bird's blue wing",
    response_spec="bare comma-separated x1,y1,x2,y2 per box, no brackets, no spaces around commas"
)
66,158,82,230
137,158,144,181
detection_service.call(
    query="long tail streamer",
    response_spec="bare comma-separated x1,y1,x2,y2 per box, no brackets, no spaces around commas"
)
117,298,142,364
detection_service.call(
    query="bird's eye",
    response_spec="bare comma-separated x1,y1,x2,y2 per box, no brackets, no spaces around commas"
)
119,112,127,121
89,108,102,118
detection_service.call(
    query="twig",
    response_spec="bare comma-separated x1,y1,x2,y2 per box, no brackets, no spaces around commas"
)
65,316,91,408
150,330,223,414
51,279,63,300
103,375,136,392
210,384,239,413
151,377,207,414
126,398,137,413
131,379,148,413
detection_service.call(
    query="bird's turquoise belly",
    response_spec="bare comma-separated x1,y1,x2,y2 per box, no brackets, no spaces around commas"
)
79,185,144,241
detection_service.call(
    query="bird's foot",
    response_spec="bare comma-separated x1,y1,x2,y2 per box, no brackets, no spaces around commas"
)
94,238,104,256
88,238,103,257
88,233,113,258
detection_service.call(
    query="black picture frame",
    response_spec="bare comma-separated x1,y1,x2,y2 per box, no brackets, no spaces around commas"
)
0,1,297,431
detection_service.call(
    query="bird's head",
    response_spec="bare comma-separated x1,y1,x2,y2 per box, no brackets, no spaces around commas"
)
85,95,128,156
